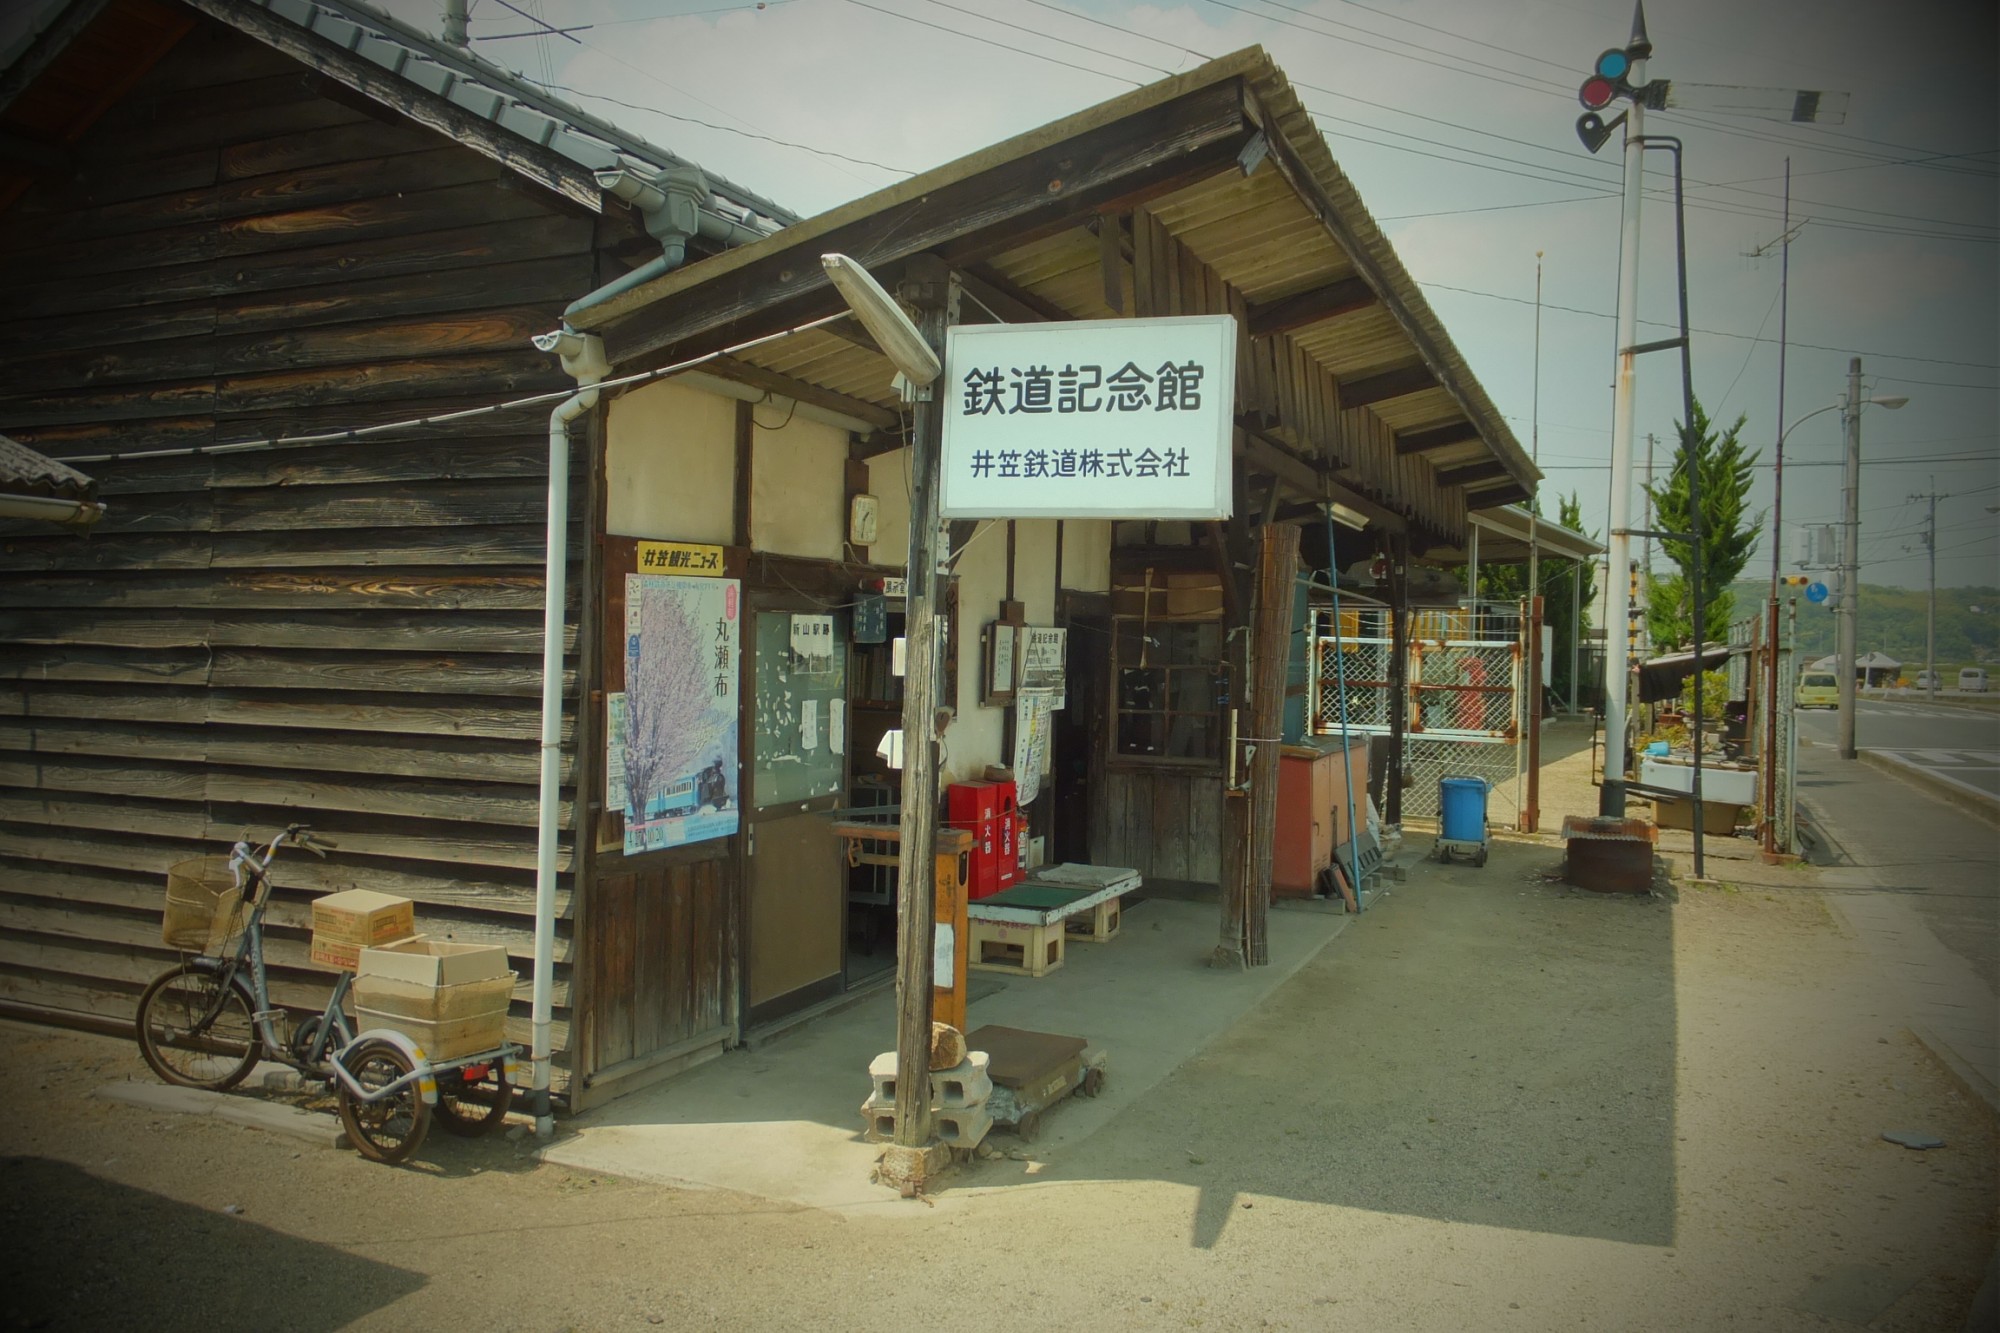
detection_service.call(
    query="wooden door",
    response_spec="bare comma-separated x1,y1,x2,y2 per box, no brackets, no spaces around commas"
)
743,607,849,1025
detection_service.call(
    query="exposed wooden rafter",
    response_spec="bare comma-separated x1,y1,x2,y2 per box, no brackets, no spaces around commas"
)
1466,484,1531,509
1394,422,1480,455
702,355,900,432
1246,276,1376,337
1434,459,1511,488
1339,363,1437,410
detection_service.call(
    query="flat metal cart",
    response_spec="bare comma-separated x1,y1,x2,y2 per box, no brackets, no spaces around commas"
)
966,1024,1106,1142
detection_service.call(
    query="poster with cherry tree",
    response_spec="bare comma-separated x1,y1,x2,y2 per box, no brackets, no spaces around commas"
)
617,573,740,853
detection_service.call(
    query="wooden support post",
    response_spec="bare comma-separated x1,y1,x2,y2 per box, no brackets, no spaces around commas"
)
890,258,952,1161
1244,522,1297,967
1523,594,1543,833
1385,533,1410,826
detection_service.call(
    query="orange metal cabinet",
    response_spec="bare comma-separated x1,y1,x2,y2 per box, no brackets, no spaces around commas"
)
1272,737,1369,897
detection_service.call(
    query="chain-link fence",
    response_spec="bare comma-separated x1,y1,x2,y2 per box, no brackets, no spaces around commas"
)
1308,603,1527,826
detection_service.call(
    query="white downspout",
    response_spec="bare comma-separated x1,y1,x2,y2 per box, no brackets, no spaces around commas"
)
530,330,609,1138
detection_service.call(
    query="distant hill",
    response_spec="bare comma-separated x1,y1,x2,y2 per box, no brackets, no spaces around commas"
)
1728,581,2000,666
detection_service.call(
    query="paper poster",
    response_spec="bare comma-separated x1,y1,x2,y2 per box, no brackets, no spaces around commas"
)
933,922,956,989
1013,692,1054,804
622,574,741,853
829,699,845,753
605,693,630,811
801,698,819,751
790,613,835,673
1020,626,1067,707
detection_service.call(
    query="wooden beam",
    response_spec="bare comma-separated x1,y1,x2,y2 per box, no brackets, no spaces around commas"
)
954,265,1066,324
820,315,885,358
1235,428,1406,532
0,130,69,175
1395,422,1480,455
1466,484,1532,509
703,356,900,432
1097,213,1128,315
592,80,1250,365
1246,276,1376,337
1339,363,1437,410
1434,459,1512,488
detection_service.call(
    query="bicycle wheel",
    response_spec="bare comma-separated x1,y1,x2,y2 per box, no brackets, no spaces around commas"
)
135,964,262,1091
432,1058,512,1137
337,1039,430,1165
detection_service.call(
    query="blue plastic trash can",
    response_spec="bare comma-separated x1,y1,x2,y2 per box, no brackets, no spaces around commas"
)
1438,777,1489,844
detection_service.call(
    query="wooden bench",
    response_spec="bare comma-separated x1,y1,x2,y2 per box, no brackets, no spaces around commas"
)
966,865,1139,977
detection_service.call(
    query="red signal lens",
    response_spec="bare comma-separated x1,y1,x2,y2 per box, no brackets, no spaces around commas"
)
1579,76,1616,110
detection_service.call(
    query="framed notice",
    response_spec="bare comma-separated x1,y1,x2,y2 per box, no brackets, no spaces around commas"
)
619,574,741,853
940,315,1238,520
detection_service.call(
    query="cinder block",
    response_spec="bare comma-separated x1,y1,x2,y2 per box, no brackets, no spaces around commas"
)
934,1104,992,1149
932,1051,992,1107
868,1049,992,1107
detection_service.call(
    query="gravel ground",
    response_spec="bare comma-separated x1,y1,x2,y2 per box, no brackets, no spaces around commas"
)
1,733,1992,1330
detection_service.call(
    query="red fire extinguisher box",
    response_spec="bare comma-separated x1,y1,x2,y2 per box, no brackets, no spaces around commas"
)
947,781,1001,900
991,780,1020,890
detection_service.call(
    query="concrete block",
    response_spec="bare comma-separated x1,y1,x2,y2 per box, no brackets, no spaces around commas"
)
934,1104,992,1149
209,1098,349,1149
932,1051,992,1107
96,1082,214,1116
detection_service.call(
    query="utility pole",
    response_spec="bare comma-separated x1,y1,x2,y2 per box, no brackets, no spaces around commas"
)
1596,6,1650,815
1912,479,1940,703
1639,431,1654,655
1837,357,1862,760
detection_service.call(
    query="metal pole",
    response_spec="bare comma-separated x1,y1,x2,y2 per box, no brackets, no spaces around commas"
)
1528,251,1543,610
1837,357,1861,761
1639,432,1654,654
1598,48,1647,815
891,266,950,1153
1924,482,1938,703
1570,560,1582,715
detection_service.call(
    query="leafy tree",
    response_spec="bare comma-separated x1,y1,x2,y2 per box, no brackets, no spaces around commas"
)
1646,399,1764,650
1459,491,1598,701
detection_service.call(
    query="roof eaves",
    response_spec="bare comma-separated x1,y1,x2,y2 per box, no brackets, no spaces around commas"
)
1241,59,1541,498
230,0,799,230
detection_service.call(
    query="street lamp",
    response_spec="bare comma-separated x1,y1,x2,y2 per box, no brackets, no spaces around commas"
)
1833,366,1908,759
820,253,949,1186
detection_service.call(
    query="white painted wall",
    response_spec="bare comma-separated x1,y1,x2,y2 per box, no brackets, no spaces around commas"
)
864,448,912,570
943,521,1008,786
1060,519,1112,592
605,380,735,541
751,409,846,560
1014,519,1059,625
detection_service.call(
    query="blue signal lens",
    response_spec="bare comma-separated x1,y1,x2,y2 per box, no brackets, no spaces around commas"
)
1595,48,1630,79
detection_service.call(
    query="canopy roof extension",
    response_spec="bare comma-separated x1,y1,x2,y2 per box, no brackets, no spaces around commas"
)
0,431,101,525
564,47,1540,548
1446,505,1604,564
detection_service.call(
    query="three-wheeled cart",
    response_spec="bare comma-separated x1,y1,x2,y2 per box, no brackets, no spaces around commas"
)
330,1032,520,1164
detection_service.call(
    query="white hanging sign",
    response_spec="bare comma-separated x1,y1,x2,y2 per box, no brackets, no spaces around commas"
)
940,315,1238,520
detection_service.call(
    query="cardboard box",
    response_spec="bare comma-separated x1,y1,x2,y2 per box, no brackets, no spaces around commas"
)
358,937,509,988
311,889,415,948
354,1006,508,1061
353,970,516,1024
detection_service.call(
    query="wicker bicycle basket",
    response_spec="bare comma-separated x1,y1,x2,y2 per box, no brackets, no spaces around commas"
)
162,857,246,952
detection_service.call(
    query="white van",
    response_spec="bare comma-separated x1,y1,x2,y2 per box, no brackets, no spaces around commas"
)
1959,667,1989,693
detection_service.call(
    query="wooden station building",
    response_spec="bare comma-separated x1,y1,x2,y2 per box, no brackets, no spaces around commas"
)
0,0,1540,1109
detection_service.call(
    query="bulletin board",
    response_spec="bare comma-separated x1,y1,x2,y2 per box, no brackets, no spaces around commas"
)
752,609,848,809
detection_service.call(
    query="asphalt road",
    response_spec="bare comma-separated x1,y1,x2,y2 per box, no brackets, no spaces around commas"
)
1795,697,2000,799
1794,705,2000,999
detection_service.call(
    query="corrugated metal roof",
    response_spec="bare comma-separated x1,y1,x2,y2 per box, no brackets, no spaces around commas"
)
225,0,797,230
0,432,96,499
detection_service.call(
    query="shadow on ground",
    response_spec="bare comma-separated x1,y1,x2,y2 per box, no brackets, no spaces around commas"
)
1,1156,424,1330
1031,847,1678,1250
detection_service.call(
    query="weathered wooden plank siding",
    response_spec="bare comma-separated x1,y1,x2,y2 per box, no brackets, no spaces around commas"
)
0,20,605,1088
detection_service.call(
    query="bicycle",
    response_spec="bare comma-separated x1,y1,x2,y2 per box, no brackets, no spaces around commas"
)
135,824,517,1163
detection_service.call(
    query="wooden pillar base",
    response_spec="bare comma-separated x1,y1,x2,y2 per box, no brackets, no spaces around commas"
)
877,1141,951,1197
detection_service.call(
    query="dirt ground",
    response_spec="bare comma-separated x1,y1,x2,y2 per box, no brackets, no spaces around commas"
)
2,732,1994,1331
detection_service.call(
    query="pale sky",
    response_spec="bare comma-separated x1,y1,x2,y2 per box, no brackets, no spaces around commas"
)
43,0,2000,591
